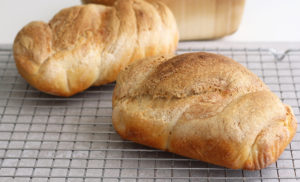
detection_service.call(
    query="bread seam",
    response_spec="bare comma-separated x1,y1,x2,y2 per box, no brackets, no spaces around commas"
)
65,69,71,93
246,123,266,169
131,1,140,64
165,103,190,151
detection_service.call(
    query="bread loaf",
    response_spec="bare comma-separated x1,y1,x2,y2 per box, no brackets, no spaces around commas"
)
82,0,245,40
112,52,297,170
13,0,178,96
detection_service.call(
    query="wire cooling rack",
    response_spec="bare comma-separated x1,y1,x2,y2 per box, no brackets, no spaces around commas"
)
0,44,300,182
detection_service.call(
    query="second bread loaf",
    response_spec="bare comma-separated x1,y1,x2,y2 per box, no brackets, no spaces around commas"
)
83,0,245,40
112,52,297,170
13,0,178,96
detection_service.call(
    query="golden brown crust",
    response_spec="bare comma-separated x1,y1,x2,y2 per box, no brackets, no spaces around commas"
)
13,0,178,96
112,52,297,170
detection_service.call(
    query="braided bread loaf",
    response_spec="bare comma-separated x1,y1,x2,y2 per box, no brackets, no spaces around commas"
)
112,52,297,170
13,0,178,96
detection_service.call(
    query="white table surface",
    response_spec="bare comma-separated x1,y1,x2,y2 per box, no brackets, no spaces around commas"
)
1,0,300,44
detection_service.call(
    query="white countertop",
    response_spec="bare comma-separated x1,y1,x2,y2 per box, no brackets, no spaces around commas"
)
1,0,300,44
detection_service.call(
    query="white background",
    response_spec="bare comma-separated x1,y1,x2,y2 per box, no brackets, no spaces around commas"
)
1,0,300,44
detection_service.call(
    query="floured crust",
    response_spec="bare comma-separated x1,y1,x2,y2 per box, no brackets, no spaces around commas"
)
13,0,178,96
112,52,297,170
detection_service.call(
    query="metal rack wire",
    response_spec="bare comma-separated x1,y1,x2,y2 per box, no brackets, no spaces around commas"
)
0,44,300,182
